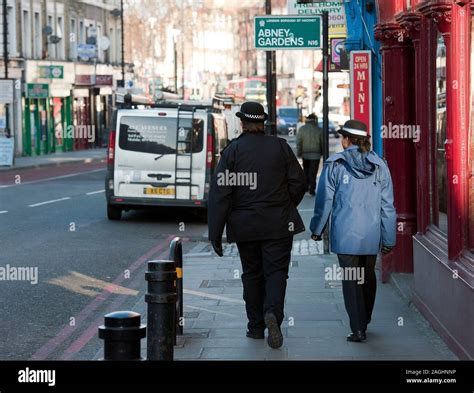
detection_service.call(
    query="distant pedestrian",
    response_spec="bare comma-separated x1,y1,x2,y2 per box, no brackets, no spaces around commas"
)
310,120,396,343
296,114,323,196
208,101,307,349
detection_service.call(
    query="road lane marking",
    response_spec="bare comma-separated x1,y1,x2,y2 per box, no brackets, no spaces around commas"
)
86,190,105,196
0,211,8,214
29,197,71,208
184,289,245,305
0,168,106,189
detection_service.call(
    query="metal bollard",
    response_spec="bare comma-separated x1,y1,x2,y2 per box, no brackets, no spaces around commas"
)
98,311,146,361
169,237,184,337
145,260,177,361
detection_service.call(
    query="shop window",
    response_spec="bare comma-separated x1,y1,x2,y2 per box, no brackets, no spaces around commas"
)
433,33,448,234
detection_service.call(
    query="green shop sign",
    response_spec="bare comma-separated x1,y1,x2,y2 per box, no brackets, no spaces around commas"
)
39,65,64,79
27,84,50,99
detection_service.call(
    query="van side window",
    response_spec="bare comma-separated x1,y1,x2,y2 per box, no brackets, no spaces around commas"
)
118,116,204,155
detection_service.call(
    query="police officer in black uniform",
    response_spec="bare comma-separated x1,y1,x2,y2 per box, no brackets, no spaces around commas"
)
208,102,307,349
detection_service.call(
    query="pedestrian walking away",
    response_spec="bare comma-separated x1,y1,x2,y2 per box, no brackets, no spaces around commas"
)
310,120,397,343
208,101,307,349
296,113,324,196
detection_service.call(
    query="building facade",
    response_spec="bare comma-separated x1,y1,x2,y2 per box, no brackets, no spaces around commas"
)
374,0,473,359
0,0,131,157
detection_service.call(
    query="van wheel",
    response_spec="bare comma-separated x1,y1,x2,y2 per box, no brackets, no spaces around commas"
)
107,204,122,221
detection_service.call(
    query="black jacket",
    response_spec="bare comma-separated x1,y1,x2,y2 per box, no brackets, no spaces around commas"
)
208,132,307,243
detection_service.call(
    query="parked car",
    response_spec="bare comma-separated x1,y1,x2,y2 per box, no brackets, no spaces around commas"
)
277,107,299,135
318,118,340,138
105,103,228,220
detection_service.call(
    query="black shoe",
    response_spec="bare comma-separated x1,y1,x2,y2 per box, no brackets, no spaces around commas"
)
246,330,265,339
347,331,366,342
309,191,315,196
264,313,283,349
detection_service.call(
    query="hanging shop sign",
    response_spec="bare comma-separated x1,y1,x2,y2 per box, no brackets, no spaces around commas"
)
75,75,114,86
26,83,50,99
350,50,372,136
287,0,346,37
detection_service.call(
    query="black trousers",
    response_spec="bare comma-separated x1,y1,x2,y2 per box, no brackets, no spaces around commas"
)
303,159,321,194
337,254,377,333
236,236,293,332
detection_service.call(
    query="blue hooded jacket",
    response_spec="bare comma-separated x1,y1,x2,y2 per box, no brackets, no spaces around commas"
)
310,145,397,255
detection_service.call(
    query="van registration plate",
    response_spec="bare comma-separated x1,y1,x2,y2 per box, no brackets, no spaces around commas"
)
144,187,175,196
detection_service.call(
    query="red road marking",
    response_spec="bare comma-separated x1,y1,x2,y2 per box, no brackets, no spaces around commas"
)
59,261,152,360
30,235,175,360
0,161,106,186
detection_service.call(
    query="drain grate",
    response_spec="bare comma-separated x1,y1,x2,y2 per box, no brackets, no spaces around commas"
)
200,279,242,288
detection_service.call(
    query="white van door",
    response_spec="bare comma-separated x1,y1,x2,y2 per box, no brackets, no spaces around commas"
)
113,109,207,203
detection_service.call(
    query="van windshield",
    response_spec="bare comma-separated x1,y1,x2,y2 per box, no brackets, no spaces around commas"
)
118,116,204,155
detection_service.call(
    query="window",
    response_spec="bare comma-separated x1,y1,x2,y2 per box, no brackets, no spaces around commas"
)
108,27,115,63
69,18,77,61
0,5,17,57
33,11,42,59
433,32,448,234
47,15,56,58
22,10,32,58
97,23,103,62
79,20,85,45
119,116,204,155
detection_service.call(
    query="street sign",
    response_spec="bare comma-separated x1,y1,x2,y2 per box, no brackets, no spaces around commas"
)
350,51,372,137
27,84,50,99
287,0,346,36
255,16,322,50
0,80,14,103
77,44,97,61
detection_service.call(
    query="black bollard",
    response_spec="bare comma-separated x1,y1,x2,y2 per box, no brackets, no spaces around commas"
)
169,237,184,337
98,311,146,361
145,260,177,361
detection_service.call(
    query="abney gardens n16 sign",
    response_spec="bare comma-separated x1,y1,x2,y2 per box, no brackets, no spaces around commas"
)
255,16,322,50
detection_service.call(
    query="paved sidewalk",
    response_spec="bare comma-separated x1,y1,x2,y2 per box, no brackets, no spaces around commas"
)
101,195,457,361
0,148,107,171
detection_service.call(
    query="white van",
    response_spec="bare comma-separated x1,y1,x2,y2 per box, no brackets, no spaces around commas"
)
105,104,228,220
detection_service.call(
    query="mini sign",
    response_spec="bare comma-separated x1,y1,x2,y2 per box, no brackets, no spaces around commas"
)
255,16,322,50
350,51,372,136
39,65,64,79
0,138,14,167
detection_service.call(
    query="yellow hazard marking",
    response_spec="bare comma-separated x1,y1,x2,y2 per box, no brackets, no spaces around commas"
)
176,268,183,279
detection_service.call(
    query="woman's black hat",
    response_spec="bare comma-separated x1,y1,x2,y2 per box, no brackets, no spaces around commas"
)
236,101,269,123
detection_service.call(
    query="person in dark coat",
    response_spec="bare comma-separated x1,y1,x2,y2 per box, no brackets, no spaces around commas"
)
310,120,397,343
208,101,307,349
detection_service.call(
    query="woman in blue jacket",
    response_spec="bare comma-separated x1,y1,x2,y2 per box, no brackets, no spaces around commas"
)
310,120,397,343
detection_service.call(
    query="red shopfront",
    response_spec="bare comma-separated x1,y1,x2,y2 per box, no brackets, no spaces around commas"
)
375,0,474,359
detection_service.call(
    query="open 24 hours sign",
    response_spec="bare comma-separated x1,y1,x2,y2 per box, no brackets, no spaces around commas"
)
255,16,322,50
